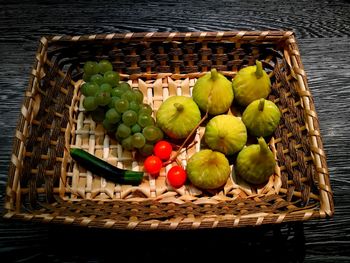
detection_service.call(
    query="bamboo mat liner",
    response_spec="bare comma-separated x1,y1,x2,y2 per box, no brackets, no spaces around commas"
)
67,76,281,203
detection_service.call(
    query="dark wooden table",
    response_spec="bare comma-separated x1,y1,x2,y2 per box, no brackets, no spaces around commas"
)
1,0,349,262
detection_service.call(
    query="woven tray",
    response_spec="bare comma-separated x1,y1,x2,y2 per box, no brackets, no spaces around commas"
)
3,31,333,230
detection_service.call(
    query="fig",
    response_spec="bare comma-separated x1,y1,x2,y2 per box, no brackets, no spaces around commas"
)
187,149,231,190
156,96,201,139
232,60,271,107
204,115,247,155
242,98,281,137
235,137,275,185
192,68,234,115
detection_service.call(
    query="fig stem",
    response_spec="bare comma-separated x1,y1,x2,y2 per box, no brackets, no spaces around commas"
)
258,98,265,111
255,60,263,79
174,103,184,112
164,111,209,166
258,137,270,154
211,68,218,81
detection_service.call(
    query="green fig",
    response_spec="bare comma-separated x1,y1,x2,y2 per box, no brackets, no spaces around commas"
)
204,115,247,155
192,68,234,115
235,137,275,185
156,95,201,139
242,98,281,137
232,60,271,107
187,149,231,190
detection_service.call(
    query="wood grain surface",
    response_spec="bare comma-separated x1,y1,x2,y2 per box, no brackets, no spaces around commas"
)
0,0,349,262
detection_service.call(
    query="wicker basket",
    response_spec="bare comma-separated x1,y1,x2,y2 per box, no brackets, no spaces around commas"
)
3,31,334,230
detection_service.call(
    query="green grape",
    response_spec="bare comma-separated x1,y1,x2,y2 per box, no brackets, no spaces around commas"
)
132,89,144,104
111,88,122,97
97,60,113,74
105,108,121,124
84,82,99,96
131,123,142,134
108,96,120,108
142,126,163,142
116,123,131,138
83,73,92,82
131,133,146,149
138,103,153,115
112,87,125,97
83,61,98,75
114,134,123,143
80,82,90,96
137,113,155,127
103,119,118,132
138,143,154,157
156,127,164,141
121,90,137,102
118,82,132,91
95,90,111,106
90,74,105,85
122,110,138,126
104,71,120,87
83,96,98,111
121,136,134,151
129,101,140,112
100,83,112,93
91,107,105,123
114,98,129,113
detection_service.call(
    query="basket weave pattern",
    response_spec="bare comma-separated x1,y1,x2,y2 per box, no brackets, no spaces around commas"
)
4,31,333,230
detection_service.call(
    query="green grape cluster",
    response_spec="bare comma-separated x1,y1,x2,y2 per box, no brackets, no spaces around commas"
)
81,60,163,156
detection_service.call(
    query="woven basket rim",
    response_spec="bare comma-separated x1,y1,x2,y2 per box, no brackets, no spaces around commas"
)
42,30,295,42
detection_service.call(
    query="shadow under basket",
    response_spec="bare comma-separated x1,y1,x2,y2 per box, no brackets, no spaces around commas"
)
4,31,334,230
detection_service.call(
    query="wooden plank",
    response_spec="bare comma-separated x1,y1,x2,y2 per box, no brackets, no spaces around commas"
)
0,0,349,261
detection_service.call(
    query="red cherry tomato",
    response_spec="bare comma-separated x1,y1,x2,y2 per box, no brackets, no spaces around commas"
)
144,155,163,175
153,140,173,160
167,165,187,188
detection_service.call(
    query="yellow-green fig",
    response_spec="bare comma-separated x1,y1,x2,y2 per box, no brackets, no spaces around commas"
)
204,115,247,155
156,95,201,139
235,137,275,185
233,60,271,107
192,68,234,115
242,98,281,137
187,149,231,190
